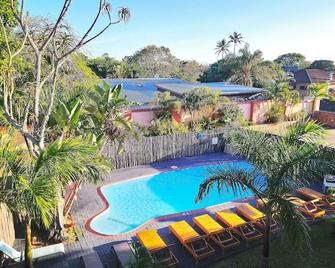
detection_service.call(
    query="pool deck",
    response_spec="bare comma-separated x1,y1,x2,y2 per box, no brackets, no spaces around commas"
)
31,152,325,268
31,152,250,267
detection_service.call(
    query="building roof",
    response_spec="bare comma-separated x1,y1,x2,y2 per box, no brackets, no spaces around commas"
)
105,78,190,103
155,82,265,97
294,69,335,84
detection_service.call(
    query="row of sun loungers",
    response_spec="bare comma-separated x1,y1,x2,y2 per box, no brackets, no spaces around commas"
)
135,187,333,266
136,203,279,265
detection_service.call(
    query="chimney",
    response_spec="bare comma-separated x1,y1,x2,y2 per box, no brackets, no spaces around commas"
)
329,71,334,81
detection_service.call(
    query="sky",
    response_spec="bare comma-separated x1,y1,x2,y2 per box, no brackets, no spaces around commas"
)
25,0,335,64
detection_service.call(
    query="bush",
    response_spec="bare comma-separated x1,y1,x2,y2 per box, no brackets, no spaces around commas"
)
146,119,188,136
267,103,285,123
217,99,247,126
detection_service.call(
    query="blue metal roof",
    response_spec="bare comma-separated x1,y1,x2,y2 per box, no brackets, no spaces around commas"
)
104,78,190,103
155,82,265,96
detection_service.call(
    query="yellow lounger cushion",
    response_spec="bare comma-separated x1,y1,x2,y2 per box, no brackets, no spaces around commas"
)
193,214,223,234
136,229,166,251
169,220,199,243
237,204,264,221
216,210,246,227
298,187,324,199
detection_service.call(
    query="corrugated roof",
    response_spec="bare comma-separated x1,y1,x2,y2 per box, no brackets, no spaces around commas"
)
294,69,335,84
105,78,190,103
155,83,265,96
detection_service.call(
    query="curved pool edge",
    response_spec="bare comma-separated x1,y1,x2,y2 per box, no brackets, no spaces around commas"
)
85,191,256,239
85,191,255,239
85,159,248,238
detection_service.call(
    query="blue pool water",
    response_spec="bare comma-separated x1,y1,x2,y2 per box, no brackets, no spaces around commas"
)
90,161,254,235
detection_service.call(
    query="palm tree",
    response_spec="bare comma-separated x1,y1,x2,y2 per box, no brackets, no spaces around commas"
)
0,137,110,268
228,44,263,86
196,120,335,268
229,32,243,56
215,39,231,59
307,83,333,112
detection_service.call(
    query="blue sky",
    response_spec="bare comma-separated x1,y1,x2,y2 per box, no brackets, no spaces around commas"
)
25,0,335,63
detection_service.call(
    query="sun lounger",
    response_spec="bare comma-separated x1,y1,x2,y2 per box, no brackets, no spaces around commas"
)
136,229,178,267
297,187,335,211
0,240,65,262
235,204,279,233
256,197,325,220
193,214,240,252
169,220,214,263
215,209,263,243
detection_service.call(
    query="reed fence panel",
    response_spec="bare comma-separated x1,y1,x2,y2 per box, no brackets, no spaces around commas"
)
104,128,226,169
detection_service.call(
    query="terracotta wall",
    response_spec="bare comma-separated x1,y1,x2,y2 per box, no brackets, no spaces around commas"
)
0,203,15,246
130,109,157,127
314,111,335,128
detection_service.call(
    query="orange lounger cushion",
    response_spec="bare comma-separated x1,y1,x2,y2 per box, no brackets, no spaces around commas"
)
216,210,246,227
136,229,167,251
236,204,264,221
297,187,324,199
193,214,223,234
169,221,200,243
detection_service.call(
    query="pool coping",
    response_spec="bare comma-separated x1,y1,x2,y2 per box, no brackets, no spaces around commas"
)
84,159,254,239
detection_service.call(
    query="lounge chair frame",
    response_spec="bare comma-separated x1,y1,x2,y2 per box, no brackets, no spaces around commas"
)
169,223,214,263
136,230,178,267
215,211,263,244
192,216,240,252
235,205,279,233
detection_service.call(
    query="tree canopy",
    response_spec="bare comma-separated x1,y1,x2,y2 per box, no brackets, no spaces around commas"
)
274,53,308,68
309,60,335,71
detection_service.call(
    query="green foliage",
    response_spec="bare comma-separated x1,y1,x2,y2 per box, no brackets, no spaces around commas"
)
276,86,301,106
267,103,285,123
199,117,221,130
154,91,181,120
49,99,82,137
307,83,331,99
215,39,231,58
0,136,110,226
0,0,17,27
309,60,335,71
125,45,180,78
147,119,188,136
126,244,159,268
197,121,335,266
86,54,121,78
274,53,307,68
217,98,246,126
86,46,204,81
84,82,136,149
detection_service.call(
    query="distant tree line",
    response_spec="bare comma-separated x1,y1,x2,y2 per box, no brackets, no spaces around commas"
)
86,45,206,81
86,39,335,87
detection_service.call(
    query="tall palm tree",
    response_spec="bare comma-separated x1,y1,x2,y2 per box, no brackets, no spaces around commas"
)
0,137,110,268
197,120,335,268
229,32,243,56
215,39,231,59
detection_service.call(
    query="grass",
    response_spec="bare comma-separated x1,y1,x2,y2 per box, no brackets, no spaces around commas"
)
210,220,335,268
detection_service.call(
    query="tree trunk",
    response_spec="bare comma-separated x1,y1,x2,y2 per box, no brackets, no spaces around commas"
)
260,217,271,268
24,220,33,268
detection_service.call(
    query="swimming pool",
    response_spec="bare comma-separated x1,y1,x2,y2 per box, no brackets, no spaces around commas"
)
89,161,254,235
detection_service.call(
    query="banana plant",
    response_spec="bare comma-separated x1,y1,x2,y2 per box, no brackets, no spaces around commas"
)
49,99,82,139
84,81,137,152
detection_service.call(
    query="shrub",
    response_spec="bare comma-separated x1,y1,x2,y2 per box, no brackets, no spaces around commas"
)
267,103,285,123
146,119,188,136
217,99,247,126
